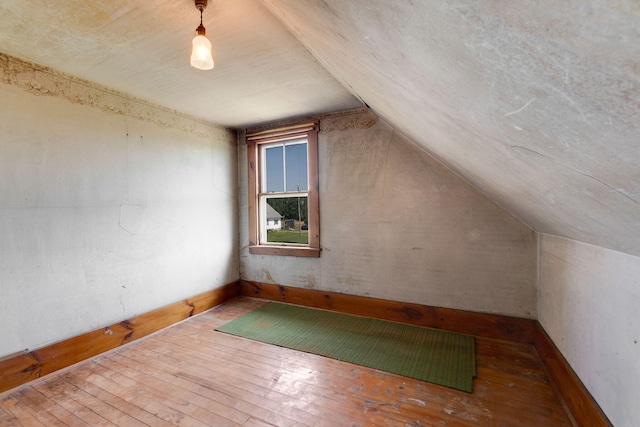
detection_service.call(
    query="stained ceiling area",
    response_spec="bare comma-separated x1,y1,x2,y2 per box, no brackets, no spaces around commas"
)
0,1,638,256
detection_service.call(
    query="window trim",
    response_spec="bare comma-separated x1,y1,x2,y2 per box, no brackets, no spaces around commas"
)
246,122,320,257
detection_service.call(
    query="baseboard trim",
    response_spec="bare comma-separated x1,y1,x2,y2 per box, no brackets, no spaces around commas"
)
0,280,240,394
1,279,613,426
240,280,613,427
534,324,613,427
239,280,536,343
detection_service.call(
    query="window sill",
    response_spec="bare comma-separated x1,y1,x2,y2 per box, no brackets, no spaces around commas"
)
248,245,320,258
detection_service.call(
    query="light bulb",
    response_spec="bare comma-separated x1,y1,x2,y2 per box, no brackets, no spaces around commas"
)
190,34,214,70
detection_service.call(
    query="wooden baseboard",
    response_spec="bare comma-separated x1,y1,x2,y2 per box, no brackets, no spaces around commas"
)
0,281,240,394
240,280,536,343
240,280,613,427
1,278,614,427
534,324,613,427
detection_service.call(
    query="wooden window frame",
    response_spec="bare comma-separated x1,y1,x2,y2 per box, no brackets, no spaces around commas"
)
246,122,320,257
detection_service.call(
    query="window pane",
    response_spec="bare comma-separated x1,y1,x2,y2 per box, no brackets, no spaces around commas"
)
264,145,283,192
285,143,308,191
265,196,309,244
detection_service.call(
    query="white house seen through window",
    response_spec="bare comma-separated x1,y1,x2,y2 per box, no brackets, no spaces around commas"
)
246,122,320,257
260,138,309,245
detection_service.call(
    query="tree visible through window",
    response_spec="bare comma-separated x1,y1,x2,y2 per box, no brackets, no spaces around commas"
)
246,122,319,257
261,138,308,245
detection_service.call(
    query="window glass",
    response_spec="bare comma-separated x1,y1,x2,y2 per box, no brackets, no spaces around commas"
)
285,142,308,191
264,145,284,192
246,122,319,257
264,196,309,244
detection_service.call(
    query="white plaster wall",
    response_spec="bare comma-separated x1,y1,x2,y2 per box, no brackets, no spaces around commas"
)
239,110,537,318
0,78,238,358
539,234,640,427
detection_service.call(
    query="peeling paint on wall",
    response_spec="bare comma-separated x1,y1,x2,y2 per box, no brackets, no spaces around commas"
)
320,108,378,132
0,53,229,140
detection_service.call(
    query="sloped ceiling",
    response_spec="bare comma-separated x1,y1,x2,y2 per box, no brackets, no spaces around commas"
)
0,1,638,256
261,0,640,257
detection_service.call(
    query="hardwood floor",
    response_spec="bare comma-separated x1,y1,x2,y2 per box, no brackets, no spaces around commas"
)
0,297,574,426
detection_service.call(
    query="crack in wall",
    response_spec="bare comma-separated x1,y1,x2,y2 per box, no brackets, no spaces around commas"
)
504,97,536,117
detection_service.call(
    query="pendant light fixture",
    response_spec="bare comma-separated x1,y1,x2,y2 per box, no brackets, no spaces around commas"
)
190,0,214,70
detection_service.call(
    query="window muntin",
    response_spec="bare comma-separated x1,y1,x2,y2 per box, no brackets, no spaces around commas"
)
259,139,309,246
262,139,308,193
246,122,319,257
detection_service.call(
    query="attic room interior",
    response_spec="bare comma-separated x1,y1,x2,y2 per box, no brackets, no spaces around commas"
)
0,0,638,426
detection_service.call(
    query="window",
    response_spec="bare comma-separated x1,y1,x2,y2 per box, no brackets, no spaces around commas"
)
246,122,320,257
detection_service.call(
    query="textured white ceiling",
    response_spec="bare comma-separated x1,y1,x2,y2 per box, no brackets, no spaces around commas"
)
0,0,362,128
261,0,640,257
0,0,638,256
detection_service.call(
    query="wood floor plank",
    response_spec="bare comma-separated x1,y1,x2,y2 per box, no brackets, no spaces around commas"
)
119,344,336,427
154,325,505,426
95,352,310,425
0,396,42,427
60,368,174,427
164,326,459,402
96,354,245,427
0,297,574,427
0,402,18,425
73,363,207,426
148,332,454,426
117,343,404,427
137,331,403,424
148,303,571,426
1,397,54,427
243,418,278,427
32,379,117,427
87,358,224,427
18,387,90,426
107,349,310,427
33,376,147,427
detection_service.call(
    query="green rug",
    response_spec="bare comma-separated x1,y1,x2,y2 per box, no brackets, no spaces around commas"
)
216,302,476,392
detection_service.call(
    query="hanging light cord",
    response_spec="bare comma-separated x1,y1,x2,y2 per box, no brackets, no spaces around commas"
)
196,7,206,36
